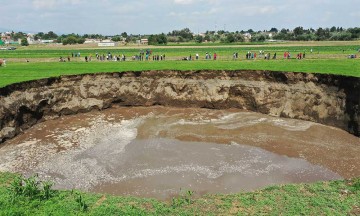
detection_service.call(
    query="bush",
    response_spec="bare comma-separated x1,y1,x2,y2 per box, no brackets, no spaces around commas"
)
8,174,54,200
21,38,29,46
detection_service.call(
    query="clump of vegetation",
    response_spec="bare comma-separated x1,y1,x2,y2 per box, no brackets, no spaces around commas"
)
148,33,168,45
171,189,195,208
20,38,29,46
7,174,54,201
75,193,88,212
61,35,86,45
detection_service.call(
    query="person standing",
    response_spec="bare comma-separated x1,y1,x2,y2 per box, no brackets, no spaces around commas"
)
214,53,217,60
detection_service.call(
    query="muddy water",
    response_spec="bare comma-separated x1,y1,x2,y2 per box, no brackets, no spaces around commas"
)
0,107,359,200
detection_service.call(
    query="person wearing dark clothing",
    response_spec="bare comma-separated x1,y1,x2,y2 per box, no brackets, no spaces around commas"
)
273,53,277,59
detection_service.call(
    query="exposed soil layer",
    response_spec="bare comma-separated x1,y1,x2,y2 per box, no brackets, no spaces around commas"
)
0,70,359,144
2,107,358,200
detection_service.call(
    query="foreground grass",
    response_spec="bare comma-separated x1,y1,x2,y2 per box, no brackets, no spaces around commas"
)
0,172,359,215
0,58,359,87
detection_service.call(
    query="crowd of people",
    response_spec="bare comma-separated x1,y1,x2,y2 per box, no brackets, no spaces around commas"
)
6,48,358,67
0,49,312,67
246,51,257,59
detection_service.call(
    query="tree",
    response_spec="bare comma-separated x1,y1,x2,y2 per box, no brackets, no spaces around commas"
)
62,36,78,45
148,34,168,45
36,32,44,39
347,27,360,39
251,34,266,42
315,27,330,40
112,36,121,42
269,28,278,33
202,35,210,42
247,29,254,34
273,32,290,40
168,28,193,41
121,32,128,38
77,38,85,44
293,26,304,37
280,28,288,34
226,34,236,43
330,32,352,41
21,38,29,46
194,35,203,43
234,33,245,42
157,33,168,44
13,32,25,40
45,31,58,39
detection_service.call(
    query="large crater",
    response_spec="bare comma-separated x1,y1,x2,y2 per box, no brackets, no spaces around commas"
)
0,70,359,200
1,70,359,143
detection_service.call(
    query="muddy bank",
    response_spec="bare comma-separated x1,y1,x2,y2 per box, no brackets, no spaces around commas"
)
0,70,359,143
2,107,358,200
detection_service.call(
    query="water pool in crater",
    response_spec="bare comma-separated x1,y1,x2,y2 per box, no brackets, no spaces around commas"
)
0,106,359,200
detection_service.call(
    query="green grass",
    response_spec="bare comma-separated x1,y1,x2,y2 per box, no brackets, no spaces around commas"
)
1,43,359,87
1,172,359,215
1,44,359,59
0,58,359,87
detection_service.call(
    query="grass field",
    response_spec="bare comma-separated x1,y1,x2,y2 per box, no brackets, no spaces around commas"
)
0,58,359,87
0,41,359,87
0,172,359,215
1,44,359,59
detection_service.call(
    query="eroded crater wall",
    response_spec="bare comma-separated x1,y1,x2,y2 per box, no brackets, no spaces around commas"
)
0,70,359,143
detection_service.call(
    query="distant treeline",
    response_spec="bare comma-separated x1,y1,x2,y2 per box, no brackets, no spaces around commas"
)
3,26,360,46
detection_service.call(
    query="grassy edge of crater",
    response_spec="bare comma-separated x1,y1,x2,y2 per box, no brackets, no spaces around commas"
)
1,172,359,215
0,59,359,88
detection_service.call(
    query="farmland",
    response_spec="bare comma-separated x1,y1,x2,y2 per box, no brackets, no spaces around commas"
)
1,42,359,59
0,41,359,87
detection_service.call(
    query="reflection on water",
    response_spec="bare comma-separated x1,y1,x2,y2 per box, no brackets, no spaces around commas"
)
0,106,359,200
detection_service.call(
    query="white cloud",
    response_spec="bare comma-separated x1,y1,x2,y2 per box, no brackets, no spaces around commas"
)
350,11,360,17
174,0,194,5
168,11,187,17
32,0,85,9
232,5,284,16
32,0,57,9
192,8,219,16
111,2,144,14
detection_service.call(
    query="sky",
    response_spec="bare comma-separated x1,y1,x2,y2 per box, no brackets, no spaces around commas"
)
0,0,359,35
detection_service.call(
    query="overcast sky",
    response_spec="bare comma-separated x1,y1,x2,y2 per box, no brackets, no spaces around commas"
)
0,0,359,35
